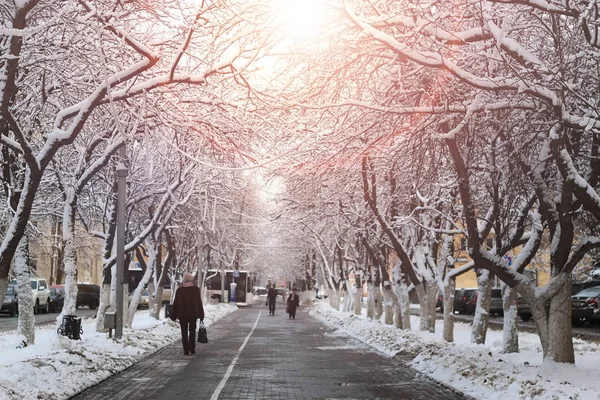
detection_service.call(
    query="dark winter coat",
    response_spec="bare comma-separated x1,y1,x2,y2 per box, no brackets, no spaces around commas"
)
171,286,204,321
267,287,278,302
287,293,300,312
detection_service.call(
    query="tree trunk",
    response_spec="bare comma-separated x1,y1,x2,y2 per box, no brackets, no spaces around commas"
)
366,281,374,319
0,277,8,311
15,235,35,345
415,282,436,332
442,279,456,342
394,271,411,330
353,283,362,315
95,280,111,332
151,285,164,319
382,281,395,325
373,285,383,320
126,250,155,327
547,281,575,363
328,288,341,310
471,270,493,344
342,284,354,312
502,284,519,353
59,200,78,320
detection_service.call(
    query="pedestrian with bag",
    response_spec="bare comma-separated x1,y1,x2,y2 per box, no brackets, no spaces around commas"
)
266,284,278,315
170,273,205,355
287,288,300,319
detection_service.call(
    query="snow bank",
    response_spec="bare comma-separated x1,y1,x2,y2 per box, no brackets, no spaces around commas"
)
310,301,600,400
0,303,237,400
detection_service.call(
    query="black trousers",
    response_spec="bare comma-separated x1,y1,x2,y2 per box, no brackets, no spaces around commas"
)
179,318,197,354
288,307,297,319
268,299,276,314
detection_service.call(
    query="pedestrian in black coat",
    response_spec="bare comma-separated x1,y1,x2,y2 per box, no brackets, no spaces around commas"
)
266,284,278,315
171,273,205,355
287,288,300,319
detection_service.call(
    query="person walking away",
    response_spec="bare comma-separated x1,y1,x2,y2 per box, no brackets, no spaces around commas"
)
267,284,278,315
287,288,300,319
170,273,204,355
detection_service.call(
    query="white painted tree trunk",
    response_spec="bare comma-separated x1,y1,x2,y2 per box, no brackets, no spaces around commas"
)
59,205,78,321
502,284,519,353
366,282,374,319
442,279,456,342
382,282,395,325
353,285,362,315
328,288,341,310
95,283,111,332
126,254,155,327
415,283,436,332
342,285,354,312
394,277,411,330
15,236,35,345
471,270,493,344
373,285,383,320
151,285,164,319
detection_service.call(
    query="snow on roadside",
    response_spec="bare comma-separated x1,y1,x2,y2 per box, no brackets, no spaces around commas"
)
310,301,600,400
0,303,237,400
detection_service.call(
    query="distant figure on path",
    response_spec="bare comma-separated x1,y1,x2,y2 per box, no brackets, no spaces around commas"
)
267,284,278,315
287,288,300,319
171,273,204,355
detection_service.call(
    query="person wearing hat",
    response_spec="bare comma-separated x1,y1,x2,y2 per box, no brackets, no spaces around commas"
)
170,273,205,355
286,288,300,319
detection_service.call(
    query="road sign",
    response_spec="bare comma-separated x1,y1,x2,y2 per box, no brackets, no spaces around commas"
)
504,255,512,266
233,270,240,278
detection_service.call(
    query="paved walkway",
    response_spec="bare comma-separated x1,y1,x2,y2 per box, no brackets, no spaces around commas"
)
72,304,469,400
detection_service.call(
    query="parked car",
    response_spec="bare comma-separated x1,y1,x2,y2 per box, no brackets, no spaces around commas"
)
455,288,478,314
489,288,503,316
571,286,600,326
517,296,532,321
572,280,600,296
76,283,100,309
10,278,51,314
49,285,65,313
464,291,478,315
1,284,18,316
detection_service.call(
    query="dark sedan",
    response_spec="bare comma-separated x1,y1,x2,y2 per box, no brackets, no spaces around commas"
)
49,286,65,313
571,286,600,326
1,285,18,316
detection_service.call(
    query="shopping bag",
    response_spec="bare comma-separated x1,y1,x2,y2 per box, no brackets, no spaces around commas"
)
197,321,208,343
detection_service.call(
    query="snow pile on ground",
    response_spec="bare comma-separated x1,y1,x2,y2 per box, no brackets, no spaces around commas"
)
0,303,237,400
310,301,600,400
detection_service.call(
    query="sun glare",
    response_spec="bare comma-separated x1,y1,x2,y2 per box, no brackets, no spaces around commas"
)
278,0,326,39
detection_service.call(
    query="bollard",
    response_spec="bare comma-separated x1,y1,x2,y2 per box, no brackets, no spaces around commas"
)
57,315,83,340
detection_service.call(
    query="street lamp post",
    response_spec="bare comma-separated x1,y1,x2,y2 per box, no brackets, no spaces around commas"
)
115,146,127,339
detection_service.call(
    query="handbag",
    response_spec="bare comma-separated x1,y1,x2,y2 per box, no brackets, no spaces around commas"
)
197,321,208,343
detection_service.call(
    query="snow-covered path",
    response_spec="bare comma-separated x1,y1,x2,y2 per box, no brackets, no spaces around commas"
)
311,302,600,400
0,304,237,400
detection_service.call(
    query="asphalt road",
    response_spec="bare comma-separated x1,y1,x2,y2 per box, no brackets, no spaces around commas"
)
72,305,470,400
0,307,97,332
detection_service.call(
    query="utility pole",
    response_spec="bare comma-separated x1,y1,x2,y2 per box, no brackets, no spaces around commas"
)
115,146,127,339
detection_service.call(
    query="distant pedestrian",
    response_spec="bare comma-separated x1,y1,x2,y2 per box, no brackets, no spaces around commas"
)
170,273,204,355
266,284,278,315
287,288,300,319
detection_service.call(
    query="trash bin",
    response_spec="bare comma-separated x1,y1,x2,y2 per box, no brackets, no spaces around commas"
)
164,303,172,319
57,314,83,340
230,283,237,302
